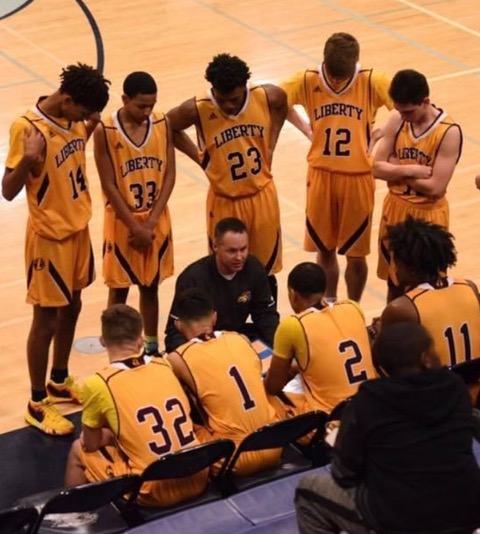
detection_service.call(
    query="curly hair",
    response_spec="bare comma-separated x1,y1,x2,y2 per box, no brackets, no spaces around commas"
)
205,53,251,93
387,216,456,281
59,63,110,112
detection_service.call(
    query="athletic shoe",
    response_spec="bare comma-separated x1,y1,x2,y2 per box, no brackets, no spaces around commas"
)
46,376,83,404
25,399,74,435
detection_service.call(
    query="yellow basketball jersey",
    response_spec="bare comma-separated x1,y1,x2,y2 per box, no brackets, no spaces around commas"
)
389,109,462,204
96,357,199,475
177,331,277,440
195,86,272,197
295,301,376,412
405,279,480,366
101,111,168,212
282,66,391,173
6,105,91,240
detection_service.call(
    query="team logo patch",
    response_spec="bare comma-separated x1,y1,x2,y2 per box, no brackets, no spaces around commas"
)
208,112,218,120
106,241,113,253
33,257,45,270
48,130,56,138
237,291,251,304
115,142,124,149
313,85,322,93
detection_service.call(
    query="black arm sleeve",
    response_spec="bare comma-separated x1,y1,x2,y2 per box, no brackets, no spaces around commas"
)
330,400,366,489
164,271,193,353
249,261,280,347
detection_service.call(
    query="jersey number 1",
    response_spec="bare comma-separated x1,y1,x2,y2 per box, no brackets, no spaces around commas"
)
228,365,256,410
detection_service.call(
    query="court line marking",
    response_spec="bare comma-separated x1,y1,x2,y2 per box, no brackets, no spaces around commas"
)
395,0,480,39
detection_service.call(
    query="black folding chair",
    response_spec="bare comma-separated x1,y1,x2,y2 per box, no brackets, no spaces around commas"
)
450,358,480,408
121,438,235,526
0,505,38,534
26,474,139,534
217,410,327,496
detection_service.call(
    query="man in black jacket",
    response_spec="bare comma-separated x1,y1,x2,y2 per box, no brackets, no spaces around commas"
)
164,217,279,352
295,322,480,534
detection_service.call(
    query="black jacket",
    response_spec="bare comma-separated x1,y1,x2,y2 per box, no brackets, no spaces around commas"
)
164,254,279,352
332,369,480,534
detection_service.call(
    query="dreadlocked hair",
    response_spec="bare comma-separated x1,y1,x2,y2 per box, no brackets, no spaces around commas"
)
387,216,456,280
59,63,110,112
205,53,251,94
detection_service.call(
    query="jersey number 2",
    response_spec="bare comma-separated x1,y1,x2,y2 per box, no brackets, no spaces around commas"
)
338,340,368,384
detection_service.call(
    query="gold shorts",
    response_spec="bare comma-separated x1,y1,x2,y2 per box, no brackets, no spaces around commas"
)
305,167,374,257
25,221,94,307
103,208,174,288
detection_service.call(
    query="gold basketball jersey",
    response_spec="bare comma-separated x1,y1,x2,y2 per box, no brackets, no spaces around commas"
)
296,301,376,412
178,331,277,440
389,109,462,204
405,279,480,366
283,66,391,173
7,106,91,240
101,111,168,212
97,357,199,474
195,86,272,197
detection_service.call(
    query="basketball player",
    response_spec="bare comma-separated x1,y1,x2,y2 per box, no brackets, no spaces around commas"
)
265,262,375,416
167,53,287,299
167,288,280,476
281,33,392,302
373,69,463,301
2,64,110,435
65,304,207,506
94,71,175,356
379,217,480,367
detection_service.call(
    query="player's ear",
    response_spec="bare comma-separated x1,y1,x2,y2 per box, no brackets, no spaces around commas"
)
99,336,106,348
174,319,184,334
420,348,441,370
136,336,144,351
212,311,218,327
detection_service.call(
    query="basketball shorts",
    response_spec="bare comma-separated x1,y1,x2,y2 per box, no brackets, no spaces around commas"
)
377,192,449,281
103,207,174,288
206,179,282,275
25,220,94,307
304,167,374,257
195,423,281,476
82,445,208,508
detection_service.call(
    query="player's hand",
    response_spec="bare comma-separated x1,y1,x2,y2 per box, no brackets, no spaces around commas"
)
128,225,154,251
23,128,45,163
408,164,432,180
475,175,480,190
367,317,381,340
